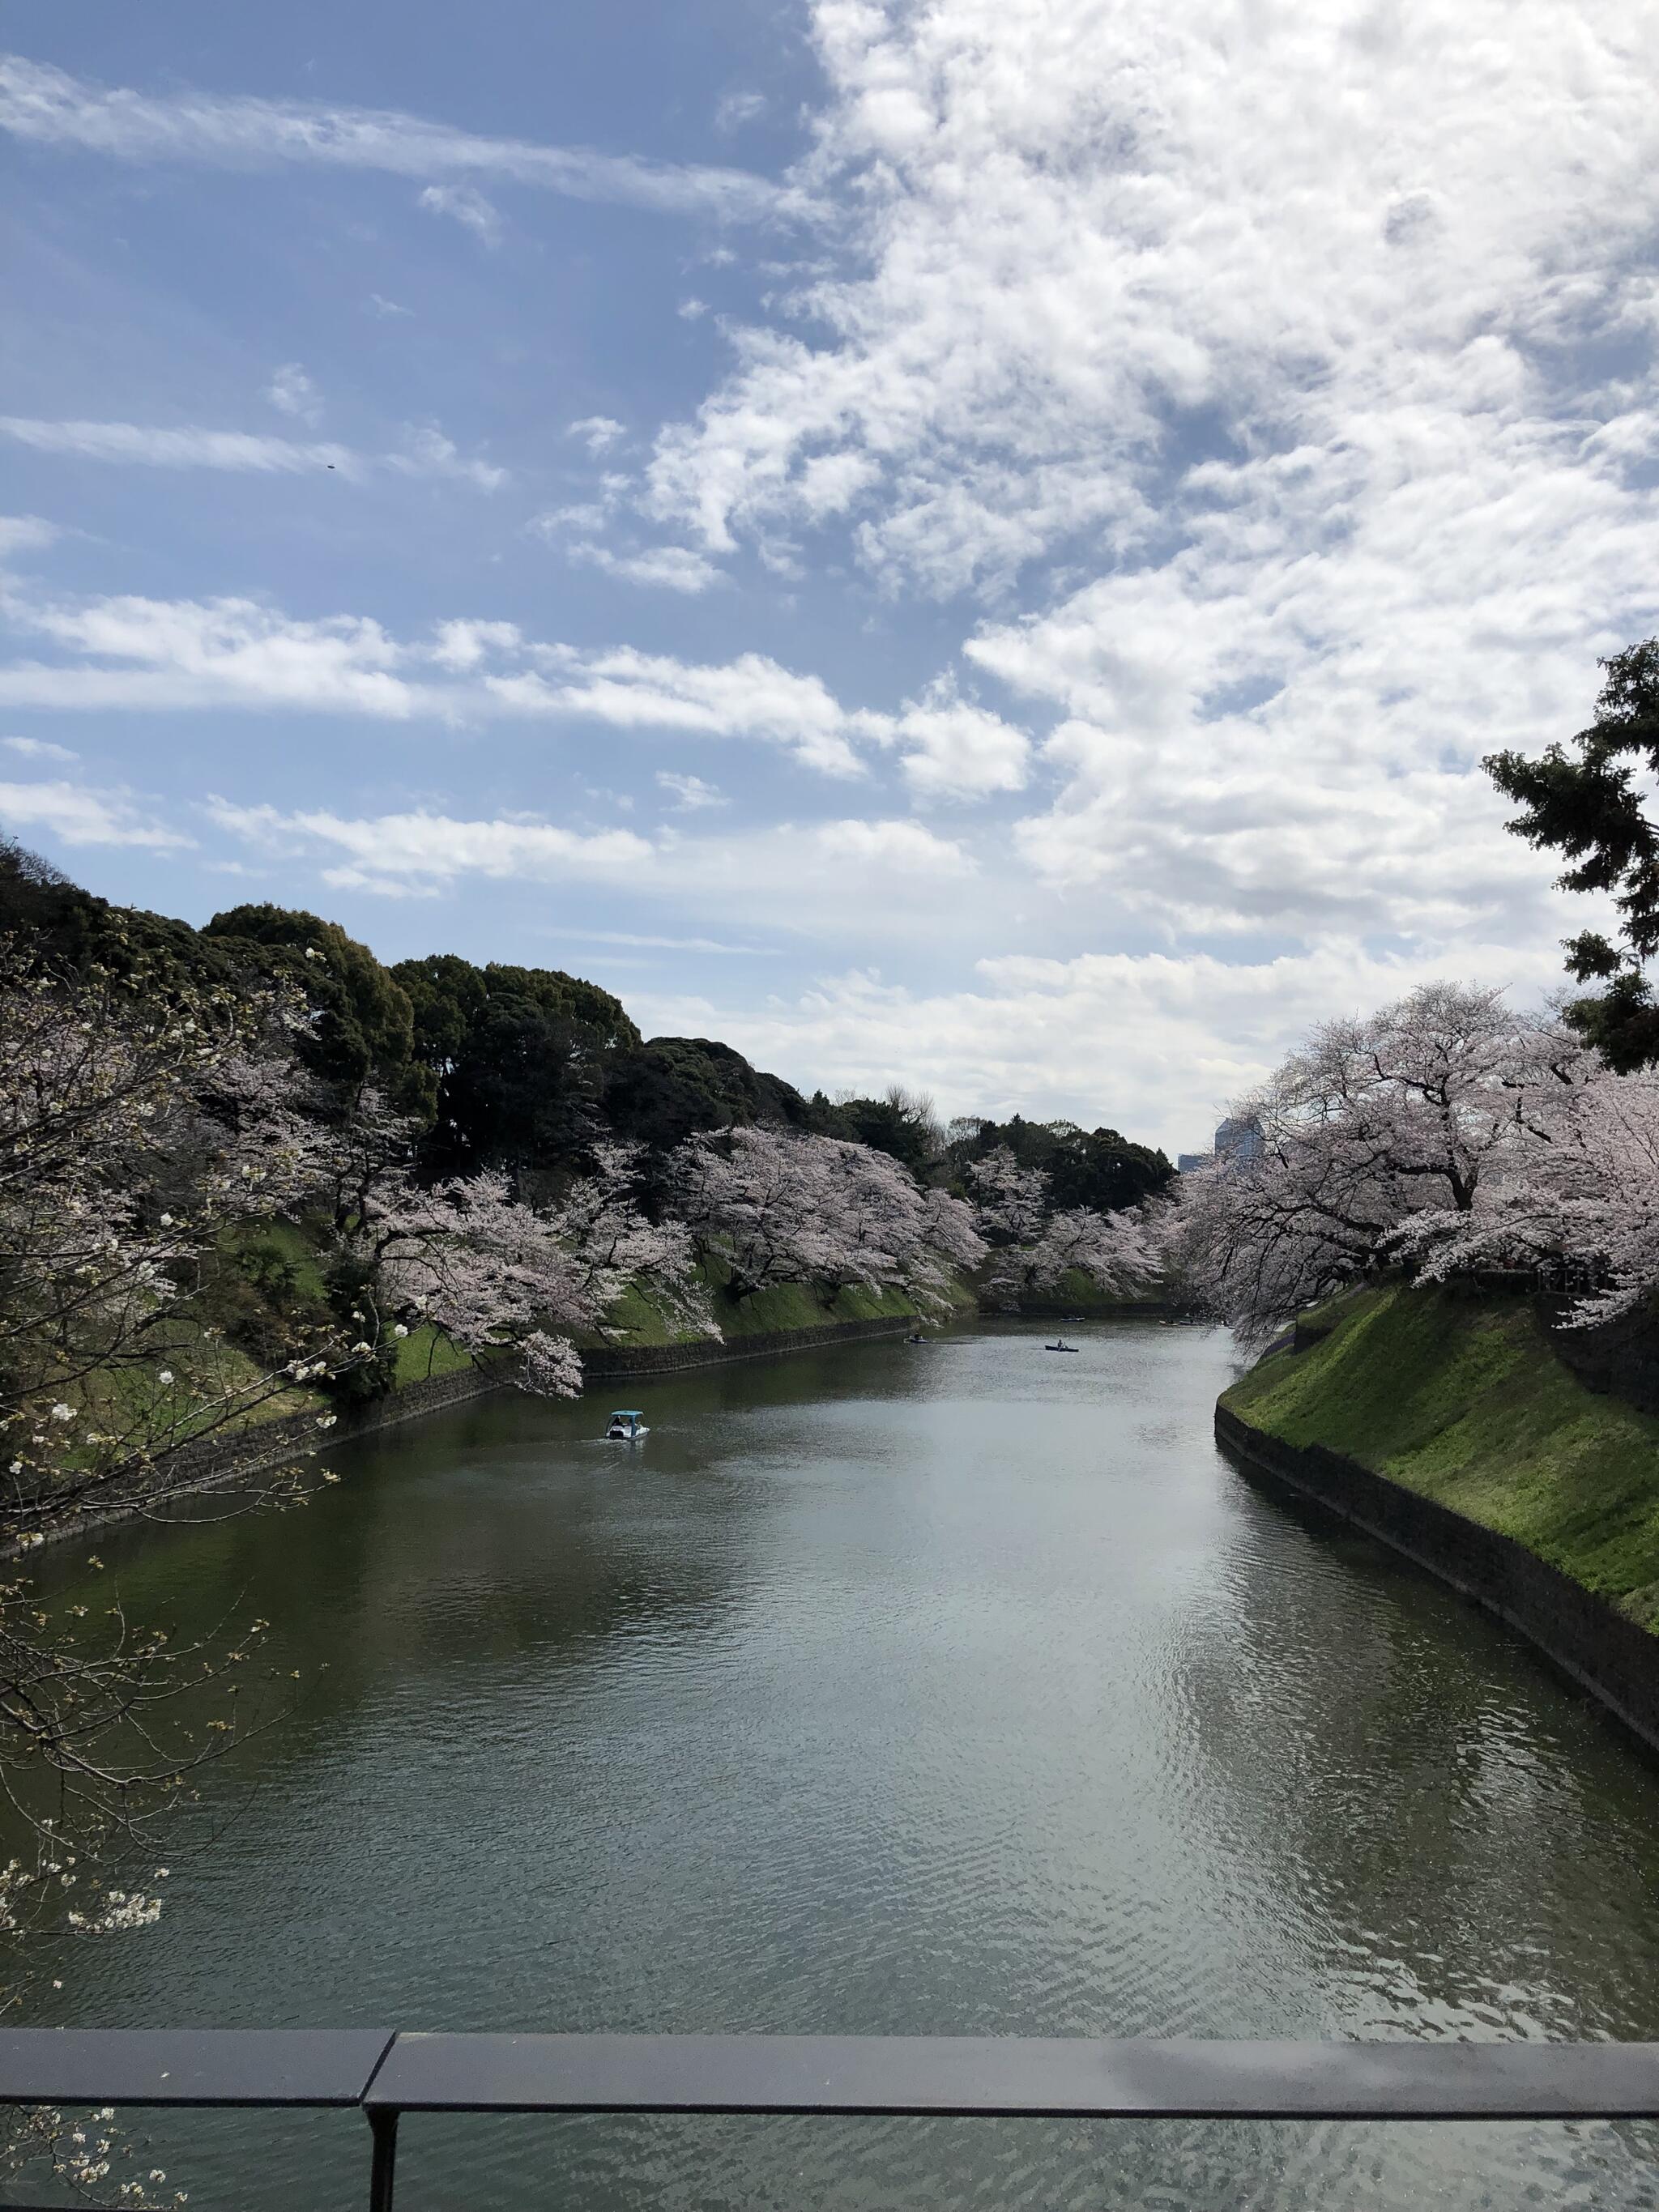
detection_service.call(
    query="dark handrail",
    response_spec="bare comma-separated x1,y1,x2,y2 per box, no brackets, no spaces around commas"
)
0,2030,1654,2210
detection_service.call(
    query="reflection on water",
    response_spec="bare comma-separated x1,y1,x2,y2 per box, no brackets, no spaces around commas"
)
21,1324,1659,2208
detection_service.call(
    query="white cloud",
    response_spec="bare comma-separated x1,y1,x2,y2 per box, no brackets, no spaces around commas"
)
0,593,420,715
629,938,1572,1157
0,415,505,488
657,770,727,811
369,292,412,318
621,0,1659,982
0,778,190,850
386,424,508,492
885,685,1030,798
205,797,650,896
568,416,626,454
206,797,974,914
647,2,1659,587
678,298,710,321
0,417,360,475
417,183,501,247
716,92,767,134
568,541,726,594
2,735,76,762
0,572,1022,791
0,516,56,559
0,53,792,223
265,363,321,424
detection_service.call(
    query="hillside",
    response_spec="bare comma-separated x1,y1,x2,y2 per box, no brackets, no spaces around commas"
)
1222,1281,1659,1631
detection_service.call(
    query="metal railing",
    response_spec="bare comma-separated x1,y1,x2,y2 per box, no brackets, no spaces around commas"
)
0,2029,1657,2209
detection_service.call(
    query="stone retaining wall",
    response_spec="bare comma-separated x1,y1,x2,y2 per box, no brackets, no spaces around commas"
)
582,1313,914,1379
1214,1400,1659,1755
6,1363,508,1558
18,1319,918,1558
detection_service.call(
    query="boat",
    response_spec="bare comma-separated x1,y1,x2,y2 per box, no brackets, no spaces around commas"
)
1045,1340,1078,1353
604,1409,650,1440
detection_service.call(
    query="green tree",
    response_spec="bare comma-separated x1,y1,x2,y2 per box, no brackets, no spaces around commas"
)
391,955,642,1182
1486,639,1659,1069
204,905,426,1109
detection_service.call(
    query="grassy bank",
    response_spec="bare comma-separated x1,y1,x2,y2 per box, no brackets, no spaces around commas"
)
1222,1283,1659,1631
589,1259,972,1349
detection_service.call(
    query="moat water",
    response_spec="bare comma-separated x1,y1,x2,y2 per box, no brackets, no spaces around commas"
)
24,1323,1659,2209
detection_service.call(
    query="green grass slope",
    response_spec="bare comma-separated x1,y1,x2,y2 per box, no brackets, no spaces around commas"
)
1223,1283,1659,1630
587,1259,969,1349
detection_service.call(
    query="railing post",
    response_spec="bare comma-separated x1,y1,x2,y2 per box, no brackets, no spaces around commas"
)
368,2107,399,2212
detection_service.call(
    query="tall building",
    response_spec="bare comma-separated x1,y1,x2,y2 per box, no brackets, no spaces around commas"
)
1213,1115,1264,1166
1177,1115,1264,1174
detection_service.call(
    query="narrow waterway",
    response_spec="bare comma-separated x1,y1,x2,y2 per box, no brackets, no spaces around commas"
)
23,1323,1659,2209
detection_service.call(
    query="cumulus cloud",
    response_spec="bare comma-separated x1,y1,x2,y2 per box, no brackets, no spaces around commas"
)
0,777,190,850
624,0,1659,982
265,363,320,424
0,53,791,223
648,2,1659,586
0,593,419,716
567,541,726,594
207,797,974,914
2,735,76,761
0,569,1026,793
629,938,1576,1157
716,91,767,134
568,416,625,454
657,770,727,810
418,182,501,246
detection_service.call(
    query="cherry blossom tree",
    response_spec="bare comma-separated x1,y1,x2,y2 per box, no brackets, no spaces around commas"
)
1170,983,1589,1339
966,1147,1049,1247
337,1118,714,1393
0,945,371,1546
1389,1064,1659,1326
968,1145,1155,1307
667,1127,986,1317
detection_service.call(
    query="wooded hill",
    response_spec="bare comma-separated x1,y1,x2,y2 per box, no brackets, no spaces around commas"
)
0,835,1173,1210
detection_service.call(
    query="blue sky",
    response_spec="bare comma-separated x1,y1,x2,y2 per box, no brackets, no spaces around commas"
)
2,2,1657,1153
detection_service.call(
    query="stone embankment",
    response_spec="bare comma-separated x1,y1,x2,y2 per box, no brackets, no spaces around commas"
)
1216,1401,1659,1753
1221,1282,1659,1760
581,1312,915,1380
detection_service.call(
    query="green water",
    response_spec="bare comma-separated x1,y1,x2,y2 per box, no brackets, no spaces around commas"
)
20,1323,1659,2209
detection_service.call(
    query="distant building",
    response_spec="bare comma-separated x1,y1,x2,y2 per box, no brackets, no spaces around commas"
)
1177,1116,1263,1174
1213,1115,1263,1166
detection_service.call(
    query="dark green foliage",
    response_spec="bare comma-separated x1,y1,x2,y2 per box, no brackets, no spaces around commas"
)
1486,639,1659,1069
2,844,1171,1212
0,837,236,995
429,1005,604,1179
204,904,427,1110
394,952,492,1070
832,1093,937,1179
321,1250,399,1403
393,953,640,1065
1047,1125,1174,1211
604,1037,809,1152
391,954,640,1180
212,1238,306,1366
946,1114,1173,1208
